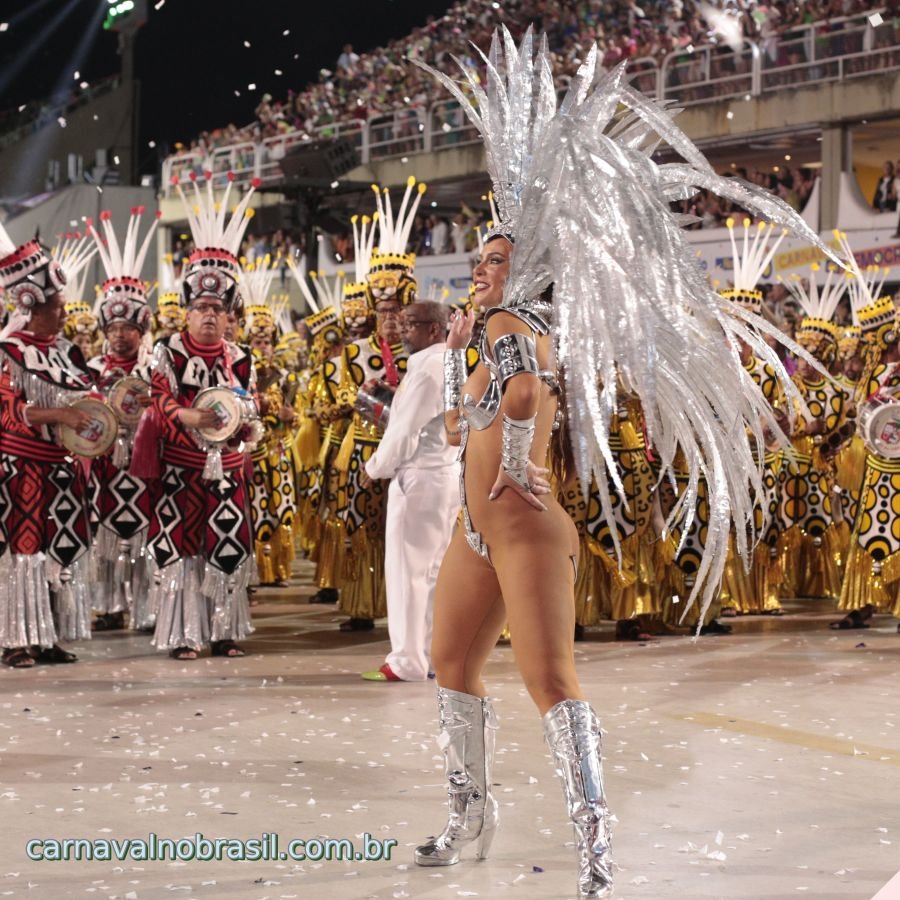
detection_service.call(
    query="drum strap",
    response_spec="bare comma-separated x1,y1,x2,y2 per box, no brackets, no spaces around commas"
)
379,337,399,388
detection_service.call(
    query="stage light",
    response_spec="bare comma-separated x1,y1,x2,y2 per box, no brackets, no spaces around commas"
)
103,0,138,32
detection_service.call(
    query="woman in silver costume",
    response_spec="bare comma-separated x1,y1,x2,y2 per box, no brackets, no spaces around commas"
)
414,27,844,899
418,231,609,892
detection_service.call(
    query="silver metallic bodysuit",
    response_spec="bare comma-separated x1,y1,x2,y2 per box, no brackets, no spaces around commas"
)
457,303,558,565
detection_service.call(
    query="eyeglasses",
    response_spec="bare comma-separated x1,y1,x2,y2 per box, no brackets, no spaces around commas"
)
189,302,226,315
375,308,402,318
400,320,434,330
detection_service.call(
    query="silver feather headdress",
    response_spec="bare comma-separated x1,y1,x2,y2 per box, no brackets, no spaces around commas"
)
418,26,848,624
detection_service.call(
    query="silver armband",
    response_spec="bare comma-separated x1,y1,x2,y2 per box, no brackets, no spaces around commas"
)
491,332,539,388
443,348,467,412
500,414,536,491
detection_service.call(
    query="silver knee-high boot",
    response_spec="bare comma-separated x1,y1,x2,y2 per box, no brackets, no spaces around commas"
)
415,686,499,866
543,699,613,898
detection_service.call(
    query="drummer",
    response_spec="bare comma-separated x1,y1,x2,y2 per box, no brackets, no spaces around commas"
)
0,225,95,668
332,181,424,632
148,171,259,660
86,208,157,633
838,287,900,625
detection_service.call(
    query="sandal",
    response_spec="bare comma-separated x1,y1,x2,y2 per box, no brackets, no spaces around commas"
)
720,607,738,618
829,605,874,630
762,608,786,616
169,647,198,660
339,617,374,632
211,640,246,657
2,648,35,668
34,645,78,664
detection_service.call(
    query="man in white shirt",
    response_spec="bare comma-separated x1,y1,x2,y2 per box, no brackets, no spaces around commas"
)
361,301,458,682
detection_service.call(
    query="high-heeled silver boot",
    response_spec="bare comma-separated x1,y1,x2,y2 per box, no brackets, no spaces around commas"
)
415,686,499,866
543,699,613,898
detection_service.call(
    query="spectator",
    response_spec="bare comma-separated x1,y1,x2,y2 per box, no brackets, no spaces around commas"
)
337,44,360,71
428,215,450,255
873,161,897,212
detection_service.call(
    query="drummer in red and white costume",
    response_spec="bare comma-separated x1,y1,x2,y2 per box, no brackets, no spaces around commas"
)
87,209,157,633
148,173,259,660
0,224,95,668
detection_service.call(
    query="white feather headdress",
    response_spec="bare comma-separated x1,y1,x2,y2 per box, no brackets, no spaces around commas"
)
53,231,98,302
371,176,426,258
89,207,159,300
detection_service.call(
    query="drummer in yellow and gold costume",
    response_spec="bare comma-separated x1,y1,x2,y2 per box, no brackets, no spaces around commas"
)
153,292,186,342
241,257,298,587
284,263,349,571
717,221,790,616
63,300,100,361
830,321,868,568
775,266,849,601
332,180,424,631
560,389,659,641
838,258,900,626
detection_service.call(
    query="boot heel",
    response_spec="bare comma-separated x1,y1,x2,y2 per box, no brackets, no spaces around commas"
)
473,819,496,859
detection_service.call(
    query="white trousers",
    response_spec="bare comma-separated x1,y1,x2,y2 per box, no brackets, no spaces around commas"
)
384,465,459,681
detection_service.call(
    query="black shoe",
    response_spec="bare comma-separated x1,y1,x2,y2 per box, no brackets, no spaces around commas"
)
310,588,339,604
34,644,78,664
574,623,586,642
339,617,374,632
699,619,732,636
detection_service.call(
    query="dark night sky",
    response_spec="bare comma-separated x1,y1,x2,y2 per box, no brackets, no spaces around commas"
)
1,0,455,169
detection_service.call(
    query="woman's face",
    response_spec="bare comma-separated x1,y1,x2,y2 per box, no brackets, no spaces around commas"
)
472,237,512,309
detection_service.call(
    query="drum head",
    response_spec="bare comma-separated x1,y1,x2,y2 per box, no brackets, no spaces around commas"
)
864,402,900,458
59,397,118,458
109,377,148,427
193,387,242,443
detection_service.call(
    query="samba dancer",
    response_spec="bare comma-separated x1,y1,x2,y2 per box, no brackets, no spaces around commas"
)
87,209,158,632
416,30,842,897
148,173,260,660
0,225,96,668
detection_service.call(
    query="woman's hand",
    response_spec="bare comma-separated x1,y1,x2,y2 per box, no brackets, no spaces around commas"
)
447,309,476,351
488,461,552,511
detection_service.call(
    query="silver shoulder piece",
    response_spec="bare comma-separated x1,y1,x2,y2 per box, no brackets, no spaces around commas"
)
490,303,552,336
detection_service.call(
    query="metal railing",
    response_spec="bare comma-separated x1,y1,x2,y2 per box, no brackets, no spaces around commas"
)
160,10,897,195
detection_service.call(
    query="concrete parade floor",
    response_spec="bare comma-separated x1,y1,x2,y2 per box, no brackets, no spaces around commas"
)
0,560,897,900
